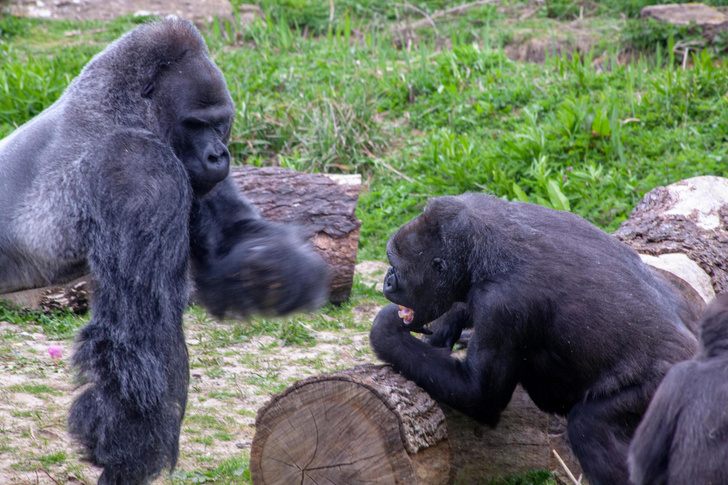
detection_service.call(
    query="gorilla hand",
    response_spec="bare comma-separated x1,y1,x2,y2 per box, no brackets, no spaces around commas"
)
192,217,329,319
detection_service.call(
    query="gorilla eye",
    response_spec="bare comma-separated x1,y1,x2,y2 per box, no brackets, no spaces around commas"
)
182,118,208,130
214,122,229,137
433,258,447,273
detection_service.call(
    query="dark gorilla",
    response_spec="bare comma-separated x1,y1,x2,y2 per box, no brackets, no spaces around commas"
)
0,19,328,484
369,193,699,485
628,293,728,485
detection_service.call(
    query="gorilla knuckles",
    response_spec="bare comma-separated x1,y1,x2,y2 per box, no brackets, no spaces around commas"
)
145,45,234,196
371,193,699,485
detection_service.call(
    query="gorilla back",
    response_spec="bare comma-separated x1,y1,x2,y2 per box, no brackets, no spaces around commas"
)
0,19,328,484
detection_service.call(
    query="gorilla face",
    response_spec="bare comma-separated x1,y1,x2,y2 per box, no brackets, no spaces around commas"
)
383,214,466,332
151,54,235,197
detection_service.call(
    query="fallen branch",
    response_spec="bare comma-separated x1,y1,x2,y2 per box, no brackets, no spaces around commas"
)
393,3,439,34
553,449,581,485
393,0,500,33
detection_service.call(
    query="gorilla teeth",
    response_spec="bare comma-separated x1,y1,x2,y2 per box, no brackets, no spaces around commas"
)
398,305,414,324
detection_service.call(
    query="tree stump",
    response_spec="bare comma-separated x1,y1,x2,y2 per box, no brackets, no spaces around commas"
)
614,176,728,298
0,165,361,311
251,364,583,485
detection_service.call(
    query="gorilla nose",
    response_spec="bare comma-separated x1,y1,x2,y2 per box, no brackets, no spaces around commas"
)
203,145,230,181
383,268,398,293
205,144,230,166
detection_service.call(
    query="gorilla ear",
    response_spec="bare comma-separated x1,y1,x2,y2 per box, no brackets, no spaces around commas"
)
141,81,155,98
433,258,447,273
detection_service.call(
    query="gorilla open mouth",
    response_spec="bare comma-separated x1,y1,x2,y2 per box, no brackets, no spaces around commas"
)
397,305,414,324
397,306,432,335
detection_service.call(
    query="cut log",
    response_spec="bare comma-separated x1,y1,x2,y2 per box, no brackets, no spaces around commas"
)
231,165,362,304
614,176,728,297
251,363,583,485
251,364,450,485
0,165,361,311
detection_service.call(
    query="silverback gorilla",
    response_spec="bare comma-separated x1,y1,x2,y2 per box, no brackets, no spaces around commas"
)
369,194,699,485
628,293,728,485
0,20,328,483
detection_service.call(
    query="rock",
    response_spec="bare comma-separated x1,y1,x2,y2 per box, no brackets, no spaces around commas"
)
355,260,389,292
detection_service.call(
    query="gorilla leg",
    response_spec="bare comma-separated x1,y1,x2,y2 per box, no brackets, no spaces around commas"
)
567,387,650,485
68,133,191,484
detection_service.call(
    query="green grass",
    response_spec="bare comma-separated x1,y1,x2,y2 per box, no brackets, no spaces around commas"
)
170,455,250,484
7,383,62,396
0,300,87,339
3,9,727,261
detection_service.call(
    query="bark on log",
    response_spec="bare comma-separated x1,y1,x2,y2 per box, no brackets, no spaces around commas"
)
0,165,361,311
0,277,90,314
251,364,583,485
614,176,728,297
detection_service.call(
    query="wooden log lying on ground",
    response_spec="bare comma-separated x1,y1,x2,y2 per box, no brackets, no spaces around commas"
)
0,165,361,311
251,364,582,485
251,364,450,484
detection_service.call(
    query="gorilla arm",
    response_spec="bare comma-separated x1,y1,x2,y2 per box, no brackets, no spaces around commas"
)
370,303,520,427
68,133,191,484
627,366,685,485
189,177,329,318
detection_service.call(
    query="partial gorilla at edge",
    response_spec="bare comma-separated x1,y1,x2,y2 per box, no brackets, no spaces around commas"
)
369,193,699,485
628,293,728,485
0,19,328,484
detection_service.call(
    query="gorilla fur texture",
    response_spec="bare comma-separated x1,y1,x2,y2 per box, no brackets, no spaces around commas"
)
0,20,328,484
369,194,699,485
628,293,728,485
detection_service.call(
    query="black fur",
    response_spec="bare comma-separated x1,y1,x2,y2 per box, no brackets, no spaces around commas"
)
0,19,327,484
369,193,699,485
628,293,728,485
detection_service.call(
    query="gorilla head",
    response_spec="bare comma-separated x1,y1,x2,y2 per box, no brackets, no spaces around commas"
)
147,49,234,195
78,20,235,197
0,19,328,484
383,196,509,332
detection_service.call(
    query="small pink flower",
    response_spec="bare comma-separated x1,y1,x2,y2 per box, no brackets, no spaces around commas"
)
48,345,63,360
